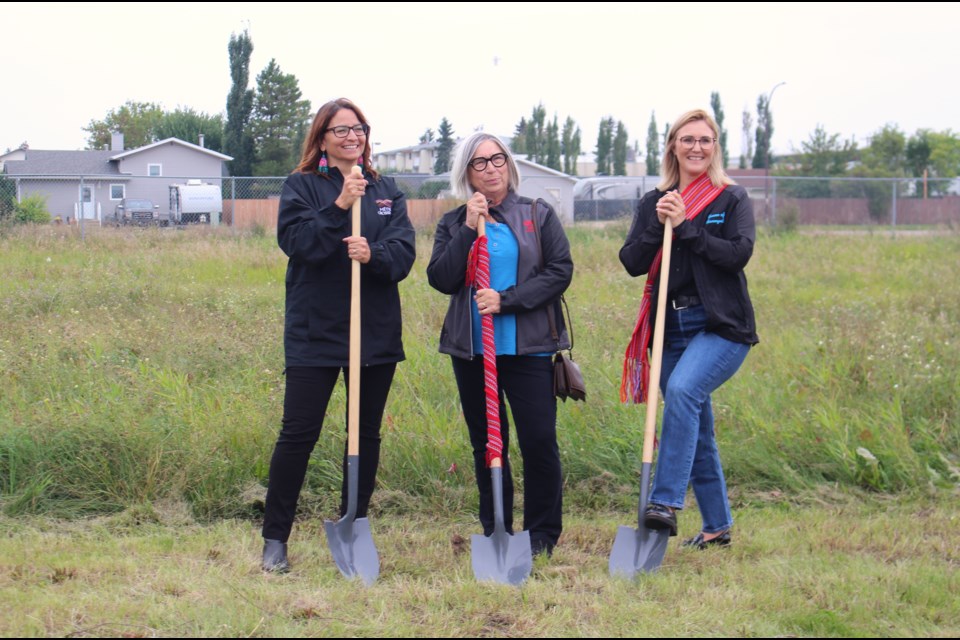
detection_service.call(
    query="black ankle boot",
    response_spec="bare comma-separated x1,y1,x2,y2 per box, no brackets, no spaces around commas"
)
262,539,289,573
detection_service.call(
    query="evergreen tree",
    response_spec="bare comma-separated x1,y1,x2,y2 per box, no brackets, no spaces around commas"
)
595,117,614,175
527,103,547,163
710,91,729,168
613,121,628,176
434,117,455,174
740,107,754,169
646,112,660,176
224,30,255,176
561,116,581,175
545,116,562,171
512,117,528,154
753,95,773,169
419,128,435,144
249,59,312,176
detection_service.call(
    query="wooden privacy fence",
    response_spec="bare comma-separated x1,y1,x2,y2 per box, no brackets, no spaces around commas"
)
226,198,461,231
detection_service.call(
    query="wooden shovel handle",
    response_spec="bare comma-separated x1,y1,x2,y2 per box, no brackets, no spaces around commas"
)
641,223,673,465
348,165,363,457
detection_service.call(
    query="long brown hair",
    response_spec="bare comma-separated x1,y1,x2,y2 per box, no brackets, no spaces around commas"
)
657,109,732,191
295,98,378,179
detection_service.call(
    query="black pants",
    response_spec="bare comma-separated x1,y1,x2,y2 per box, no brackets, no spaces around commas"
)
261,363,396,542
451,354,562,552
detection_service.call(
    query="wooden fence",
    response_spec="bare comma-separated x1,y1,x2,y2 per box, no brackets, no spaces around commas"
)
226,198,462,231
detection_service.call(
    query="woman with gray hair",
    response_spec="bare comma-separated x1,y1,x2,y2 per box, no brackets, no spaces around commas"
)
426,132,573,558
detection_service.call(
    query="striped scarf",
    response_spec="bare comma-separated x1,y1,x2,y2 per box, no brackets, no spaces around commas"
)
466,232,503,466
620,173,727,404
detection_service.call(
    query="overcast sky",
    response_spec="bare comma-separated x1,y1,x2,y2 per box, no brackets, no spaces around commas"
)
4,2,957,163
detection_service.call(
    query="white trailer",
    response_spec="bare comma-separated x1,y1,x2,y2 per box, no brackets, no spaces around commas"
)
168,180,223,225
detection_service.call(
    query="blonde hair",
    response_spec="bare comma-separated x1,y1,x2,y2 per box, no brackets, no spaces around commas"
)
657,109,733,191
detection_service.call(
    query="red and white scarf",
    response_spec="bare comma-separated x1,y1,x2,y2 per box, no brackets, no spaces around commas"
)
620,173,727,404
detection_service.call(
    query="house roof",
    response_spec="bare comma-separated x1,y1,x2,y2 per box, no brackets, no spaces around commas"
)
111,137,232,161
515,157,578,182
3,150,122,176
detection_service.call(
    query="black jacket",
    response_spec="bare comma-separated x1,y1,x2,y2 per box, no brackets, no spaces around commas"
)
278,169,416,367
427,191,573,360
619,184,759,346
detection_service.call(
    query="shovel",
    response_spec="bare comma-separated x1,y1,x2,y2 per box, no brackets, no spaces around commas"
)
609,221,674,578
469,215,533,586
324,166,379,586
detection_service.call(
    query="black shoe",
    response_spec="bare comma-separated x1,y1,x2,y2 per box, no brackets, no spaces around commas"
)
531,540,555,559
681,531,731,550
262,539,289,573
644,503,678,537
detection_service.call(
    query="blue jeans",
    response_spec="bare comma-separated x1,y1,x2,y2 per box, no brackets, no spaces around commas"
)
650,304,749,534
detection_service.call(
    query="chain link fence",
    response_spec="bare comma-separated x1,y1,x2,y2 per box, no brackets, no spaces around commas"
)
2,173,957,230
572,175,960,227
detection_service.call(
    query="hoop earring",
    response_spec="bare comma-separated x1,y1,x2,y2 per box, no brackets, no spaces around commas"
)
318,151,328,174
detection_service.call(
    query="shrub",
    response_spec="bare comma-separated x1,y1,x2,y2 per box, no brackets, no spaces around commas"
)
13,194,51,224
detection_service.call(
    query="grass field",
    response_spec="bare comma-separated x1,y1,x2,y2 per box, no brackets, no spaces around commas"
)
0,222,957,636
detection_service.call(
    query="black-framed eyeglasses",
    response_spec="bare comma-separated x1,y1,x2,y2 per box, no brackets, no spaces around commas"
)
468,152,508,172
678,136,716,150
325,124,369,138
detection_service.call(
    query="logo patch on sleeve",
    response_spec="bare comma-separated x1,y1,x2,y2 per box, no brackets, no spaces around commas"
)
706,212,726,225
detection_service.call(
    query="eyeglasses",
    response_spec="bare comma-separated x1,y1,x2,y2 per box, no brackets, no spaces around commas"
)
678,136,716,150
468,152,508,171
325,124,369,138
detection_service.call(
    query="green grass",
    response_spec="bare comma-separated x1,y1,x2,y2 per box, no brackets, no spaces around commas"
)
0,222,958,635
0,494,957,637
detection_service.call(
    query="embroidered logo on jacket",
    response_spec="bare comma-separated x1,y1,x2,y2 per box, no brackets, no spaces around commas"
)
706,212,726,225
375,199,393,216
523,219,535,233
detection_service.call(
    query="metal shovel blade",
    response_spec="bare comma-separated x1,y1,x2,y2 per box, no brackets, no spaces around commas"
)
470,465,532,586
609,524,670,578
609,462,669,578
324,455,379,586
324,515,379,587
471,529,532,586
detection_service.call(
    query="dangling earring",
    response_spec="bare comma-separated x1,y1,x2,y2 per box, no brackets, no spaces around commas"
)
318,150,328,174
357,154,364,169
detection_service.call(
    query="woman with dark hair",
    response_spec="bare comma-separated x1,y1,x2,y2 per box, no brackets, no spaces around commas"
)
261,98,415,572
620,108,758,549
426,132,573,558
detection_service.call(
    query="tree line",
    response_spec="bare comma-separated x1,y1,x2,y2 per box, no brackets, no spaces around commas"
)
84,30,310,178
83,34,959,186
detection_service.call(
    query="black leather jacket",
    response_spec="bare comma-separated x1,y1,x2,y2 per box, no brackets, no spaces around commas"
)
620,184,759,346
427,191,574,359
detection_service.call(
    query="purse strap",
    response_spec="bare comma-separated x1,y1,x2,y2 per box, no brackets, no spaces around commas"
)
531,199,574,353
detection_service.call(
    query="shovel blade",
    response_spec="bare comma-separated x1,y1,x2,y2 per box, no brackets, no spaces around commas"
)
471,529,532,586
609,524,670,578
324,516,379,586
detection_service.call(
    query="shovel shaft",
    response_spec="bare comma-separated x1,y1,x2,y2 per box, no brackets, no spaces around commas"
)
348,166,362,456
642,223,673,465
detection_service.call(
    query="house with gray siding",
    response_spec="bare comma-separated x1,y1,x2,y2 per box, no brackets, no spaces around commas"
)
1,134,231,223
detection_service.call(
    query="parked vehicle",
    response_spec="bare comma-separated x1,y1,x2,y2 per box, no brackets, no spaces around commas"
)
113,198,165,226
168,180,223,225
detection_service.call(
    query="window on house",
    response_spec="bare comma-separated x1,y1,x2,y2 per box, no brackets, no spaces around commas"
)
148,164,162,177
110,184,125,200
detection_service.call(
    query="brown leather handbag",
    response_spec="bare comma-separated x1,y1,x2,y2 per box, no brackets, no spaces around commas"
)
531,199,586,402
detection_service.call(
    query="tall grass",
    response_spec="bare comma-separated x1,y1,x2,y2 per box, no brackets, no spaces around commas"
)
0,223,957,519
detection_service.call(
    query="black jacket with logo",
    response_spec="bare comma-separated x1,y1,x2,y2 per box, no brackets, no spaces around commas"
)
619,184,759,346
278,169,416,367
427,191,573,360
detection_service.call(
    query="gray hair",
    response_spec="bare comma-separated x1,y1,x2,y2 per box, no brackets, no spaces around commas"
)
449,132,521,200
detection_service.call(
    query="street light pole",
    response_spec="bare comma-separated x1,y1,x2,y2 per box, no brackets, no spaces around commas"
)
764,81,786,222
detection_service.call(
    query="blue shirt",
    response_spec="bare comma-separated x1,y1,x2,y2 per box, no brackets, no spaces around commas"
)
472,220,519,355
